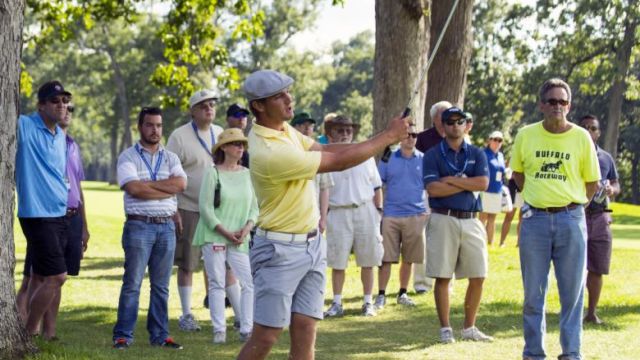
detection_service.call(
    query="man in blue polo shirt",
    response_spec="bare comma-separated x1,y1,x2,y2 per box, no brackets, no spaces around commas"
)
16,80,71,337
375,125,428,309
422,107,493,344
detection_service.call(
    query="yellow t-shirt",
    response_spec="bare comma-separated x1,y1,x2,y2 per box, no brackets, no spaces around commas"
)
510,121,600,208
248,122,322,233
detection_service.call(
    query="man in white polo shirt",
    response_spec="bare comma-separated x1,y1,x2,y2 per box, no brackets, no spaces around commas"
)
323,115,384,318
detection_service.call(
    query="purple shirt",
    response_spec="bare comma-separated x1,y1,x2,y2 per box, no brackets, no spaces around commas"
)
416,127,443,153
66,135,85,209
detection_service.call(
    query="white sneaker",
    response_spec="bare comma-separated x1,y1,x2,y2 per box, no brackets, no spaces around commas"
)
396,293,416,306
440,327,455,344
361,302,377,317
374,294,386,310
460,326,493,342
213,331,226,344
178,314,201,331
323,302,344,317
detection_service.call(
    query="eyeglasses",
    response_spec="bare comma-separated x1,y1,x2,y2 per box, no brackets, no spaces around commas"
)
543,98,569,106
198,101,217,110
408,133,418,138
334,128,353,135
490,138,502,143
583,125,599,131
48,97,71,104
444,118,467,126
229,141,245,147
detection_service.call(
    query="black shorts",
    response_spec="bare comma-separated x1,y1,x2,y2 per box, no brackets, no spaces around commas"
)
20,217,69,277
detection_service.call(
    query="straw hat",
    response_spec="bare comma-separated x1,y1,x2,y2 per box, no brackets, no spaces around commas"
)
213,128,248,153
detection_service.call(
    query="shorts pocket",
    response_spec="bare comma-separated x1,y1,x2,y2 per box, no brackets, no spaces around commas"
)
250,241,276,276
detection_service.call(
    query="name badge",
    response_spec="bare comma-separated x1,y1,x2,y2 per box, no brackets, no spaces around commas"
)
212,245,226,252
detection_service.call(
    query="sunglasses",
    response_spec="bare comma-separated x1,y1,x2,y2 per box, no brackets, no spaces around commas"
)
444,118,467,126
583,125,599,131
48,97,71,104
490,138,502,143
408,133,418,138
67,106,75,113
334,128,353,135
197,101,217,110
229,141,245,147
543,98,569,106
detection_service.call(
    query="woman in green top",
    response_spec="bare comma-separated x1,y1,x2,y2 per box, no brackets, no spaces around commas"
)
193,128,258,344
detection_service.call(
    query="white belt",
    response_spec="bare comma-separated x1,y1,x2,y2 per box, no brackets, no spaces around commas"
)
255,228,318,243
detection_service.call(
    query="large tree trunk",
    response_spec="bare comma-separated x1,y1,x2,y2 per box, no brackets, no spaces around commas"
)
603,2,638,159
0,1,38,358
632,157,639,204
423,0,473,127
108,116,119,185
373,0,431,134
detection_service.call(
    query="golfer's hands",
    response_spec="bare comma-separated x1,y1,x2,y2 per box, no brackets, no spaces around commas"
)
386,114,412,142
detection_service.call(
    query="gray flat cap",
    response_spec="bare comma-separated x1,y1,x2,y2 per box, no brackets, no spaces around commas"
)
243,70,294,101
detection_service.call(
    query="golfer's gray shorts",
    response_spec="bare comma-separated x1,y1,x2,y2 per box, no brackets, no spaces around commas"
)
250,232,327,328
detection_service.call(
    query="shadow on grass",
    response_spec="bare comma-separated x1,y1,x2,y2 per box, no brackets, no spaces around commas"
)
612,214,640,225
82,183,122,192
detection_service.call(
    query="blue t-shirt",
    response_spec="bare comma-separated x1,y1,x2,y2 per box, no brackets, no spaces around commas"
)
378,149,426,217
15,112,68,218
423,140,489,212
484,147,505,193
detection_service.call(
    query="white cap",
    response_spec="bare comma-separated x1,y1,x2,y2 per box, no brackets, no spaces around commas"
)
243,70,294,101
189,89,219,108
489,130,504,139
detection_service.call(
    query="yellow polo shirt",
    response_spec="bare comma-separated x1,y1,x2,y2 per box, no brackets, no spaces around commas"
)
248,122,321,233
510,121,600,208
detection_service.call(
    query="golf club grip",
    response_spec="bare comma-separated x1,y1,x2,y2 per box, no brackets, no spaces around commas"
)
402,107,411,118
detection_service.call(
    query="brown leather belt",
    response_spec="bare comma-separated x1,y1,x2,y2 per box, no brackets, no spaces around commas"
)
66,208,79,217
126,214,173,224
431,208,477,219
530,203,580,213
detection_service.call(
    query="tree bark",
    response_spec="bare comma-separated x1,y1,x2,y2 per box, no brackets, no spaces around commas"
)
108,114,119,185
0,1,38,358
632,157,639,205
373,0,431,134
423,0,474,127
603,2,638,159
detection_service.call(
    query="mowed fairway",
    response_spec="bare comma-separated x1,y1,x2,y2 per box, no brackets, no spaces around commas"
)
14,181,640,360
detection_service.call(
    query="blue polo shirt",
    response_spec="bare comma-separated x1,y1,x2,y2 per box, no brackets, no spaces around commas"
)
423,140,489,212
484,147,505,193
378,149,426,217
16,112,68,218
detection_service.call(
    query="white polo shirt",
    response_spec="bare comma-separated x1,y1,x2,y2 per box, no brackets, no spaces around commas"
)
329,157,382,207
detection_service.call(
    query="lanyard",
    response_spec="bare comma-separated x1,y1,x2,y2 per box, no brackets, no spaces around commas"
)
440,141,469,176
135,143,163,181
191,121,215,161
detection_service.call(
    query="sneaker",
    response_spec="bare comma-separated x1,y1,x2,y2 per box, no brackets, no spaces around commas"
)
178,313,201,331
415,288,427,294
397,293,416,306
213,331,226,344
233,319,241,331
361,302,377,317
460,326,493,342
239,332,251,343
156,337,183,349
203,295,209,309
374,294,386,310
113,338,129,349
440,327,456,344
323,302,344,317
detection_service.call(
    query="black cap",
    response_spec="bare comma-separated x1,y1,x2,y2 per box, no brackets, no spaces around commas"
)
226,103,250,118
291,112,316,126
442,107,468,122
37,80,72,101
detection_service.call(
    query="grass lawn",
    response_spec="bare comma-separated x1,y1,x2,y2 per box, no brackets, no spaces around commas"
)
14,181,640,359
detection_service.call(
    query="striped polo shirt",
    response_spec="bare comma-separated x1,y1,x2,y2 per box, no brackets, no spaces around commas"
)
117,142,187,217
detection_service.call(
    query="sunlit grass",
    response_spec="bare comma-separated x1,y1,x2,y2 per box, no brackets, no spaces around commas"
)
13,183,640,359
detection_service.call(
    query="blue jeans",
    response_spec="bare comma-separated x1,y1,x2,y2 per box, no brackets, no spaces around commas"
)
113,220,176,345
519,204,587,360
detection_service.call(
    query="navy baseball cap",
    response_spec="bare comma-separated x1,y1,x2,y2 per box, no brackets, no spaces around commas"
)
37,80,72,101
442,107,468,122
226,103,250,117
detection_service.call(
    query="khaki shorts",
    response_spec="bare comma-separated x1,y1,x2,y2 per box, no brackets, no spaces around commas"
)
326,201,383,269
381,214,427,263
481,191,502,214
426,213,488,279
173,208,202,271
